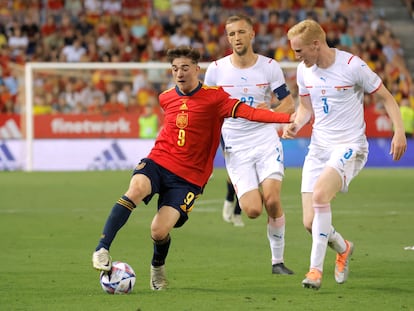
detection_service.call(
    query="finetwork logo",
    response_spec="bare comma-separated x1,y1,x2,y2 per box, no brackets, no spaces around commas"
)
0,119,22,139
88,141,134,171
0,141,20,170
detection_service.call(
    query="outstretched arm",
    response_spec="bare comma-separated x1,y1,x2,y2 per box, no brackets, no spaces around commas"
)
234,101,294,123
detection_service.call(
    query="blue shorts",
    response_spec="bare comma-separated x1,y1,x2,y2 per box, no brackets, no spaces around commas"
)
132,158,203,227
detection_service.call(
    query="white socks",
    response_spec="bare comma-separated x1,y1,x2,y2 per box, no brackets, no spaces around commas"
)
267,214,286,265
310,204,331,272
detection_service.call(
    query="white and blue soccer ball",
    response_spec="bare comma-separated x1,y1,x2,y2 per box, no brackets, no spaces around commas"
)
100,261,136,294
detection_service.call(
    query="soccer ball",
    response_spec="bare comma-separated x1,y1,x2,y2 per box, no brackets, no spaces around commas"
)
100,261,136,294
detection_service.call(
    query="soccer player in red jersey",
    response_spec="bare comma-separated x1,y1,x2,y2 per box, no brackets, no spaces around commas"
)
92,46,294,290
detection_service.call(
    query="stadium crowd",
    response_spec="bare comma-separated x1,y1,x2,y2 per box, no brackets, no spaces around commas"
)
0,0,412,136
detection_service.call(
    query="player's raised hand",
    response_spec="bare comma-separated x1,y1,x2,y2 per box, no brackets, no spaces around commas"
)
282,122,298,139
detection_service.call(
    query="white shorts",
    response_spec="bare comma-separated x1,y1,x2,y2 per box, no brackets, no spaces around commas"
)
225,141,284,199
301,143,368,193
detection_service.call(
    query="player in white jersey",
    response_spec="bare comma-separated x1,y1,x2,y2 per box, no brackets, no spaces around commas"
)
283,19,407,290
204,14,296,275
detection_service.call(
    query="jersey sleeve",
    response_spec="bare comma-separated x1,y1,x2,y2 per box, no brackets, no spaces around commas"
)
204,61,217,86
234,104,291,123
349,56,382,94
269,59,289,96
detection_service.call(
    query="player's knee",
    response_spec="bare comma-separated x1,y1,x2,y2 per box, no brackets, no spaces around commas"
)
243,206,262,219
246,211,261,219
126,175,151,202
312,188,329,205
151,225,169,241
263,197,280,210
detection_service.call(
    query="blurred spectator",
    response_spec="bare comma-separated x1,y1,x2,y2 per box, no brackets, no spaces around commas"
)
324,0,341,18
2,98,16,114
138,96,160,138
326,29,340,48
132,69,148,96
8,27,29,61
254,22,272,57
162,14,179,36
338,25,355,51
84,0,102,25
371,14,390,35
126,95,141,113
267,11,283,33
46,0,65,18
60,79,82,110
96,31,113,55
21,14,40,58
135,80,155,102
60,36,87,62
102,0,122,16
60,13,77,45
41,14,59,49
0,83,12,113
405,0,414,19
0,27,7,47
400,97,414,137
348,9,370,43
169,26,191,48
52,94,73,114
79,80,106,108
84,41,100,61
180,14,197,38
33,87,53,115
75,13,94,37
117,83,134,106
170,0,192,17
190,30,205,58
102,92,126,115
268,27,288,56
65,0,83,18
274,44,295,62
151,27,169,59
3,68,19,99
114,23,135,61
87,94,105,114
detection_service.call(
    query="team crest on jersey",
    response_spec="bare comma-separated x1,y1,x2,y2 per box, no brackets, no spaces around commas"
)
176,113,188,129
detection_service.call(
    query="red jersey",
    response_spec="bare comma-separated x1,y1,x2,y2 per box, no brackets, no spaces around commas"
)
148,83,290,188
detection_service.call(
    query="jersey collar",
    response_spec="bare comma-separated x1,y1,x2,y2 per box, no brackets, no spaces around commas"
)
175,81,202,96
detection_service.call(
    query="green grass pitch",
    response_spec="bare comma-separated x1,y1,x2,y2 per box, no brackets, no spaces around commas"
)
1,168,413,311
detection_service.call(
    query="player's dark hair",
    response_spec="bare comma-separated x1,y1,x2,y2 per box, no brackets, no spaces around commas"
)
166,46,200,64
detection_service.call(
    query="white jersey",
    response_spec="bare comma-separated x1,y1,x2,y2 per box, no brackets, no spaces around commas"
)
204,54,287,151
297,49,381,147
